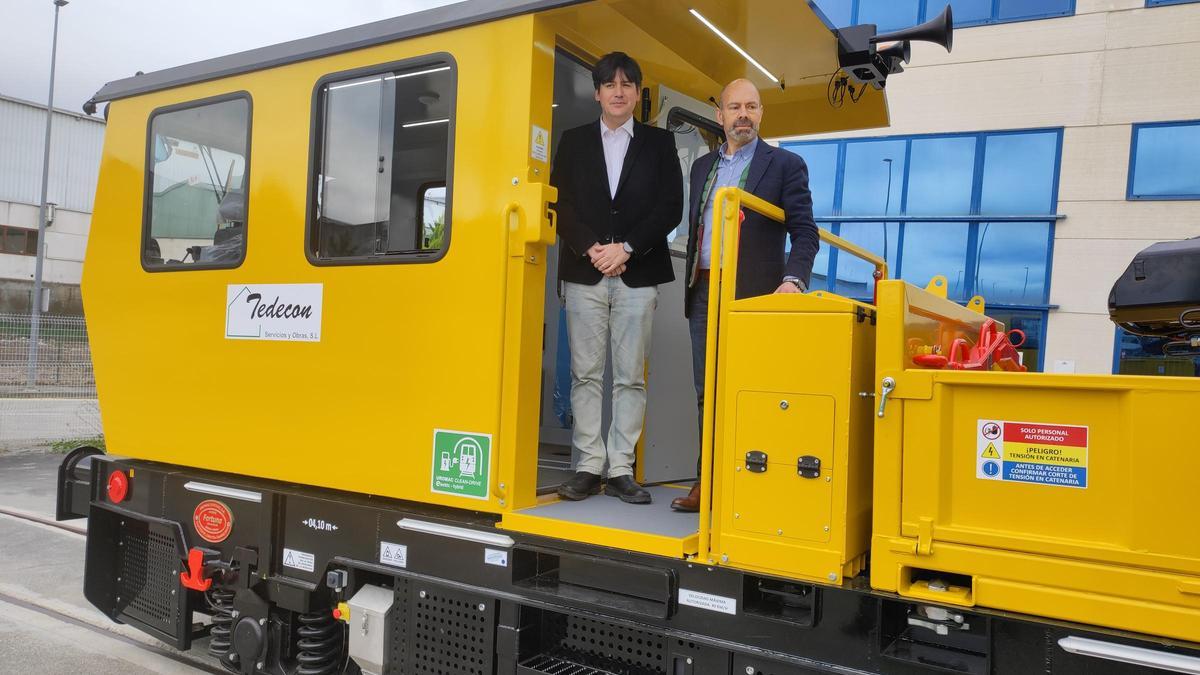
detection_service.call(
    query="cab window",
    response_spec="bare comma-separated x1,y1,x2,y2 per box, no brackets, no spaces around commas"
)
144,94,251,269
309,57,455,263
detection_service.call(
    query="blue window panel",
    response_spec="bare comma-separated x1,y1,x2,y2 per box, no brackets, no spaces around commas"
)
1147,0,1200,6
809,223,834,291
997,0,1074,21
1129,121,1200,199
926,0,994,26
857,0,921,32
841,140,907,216
979,132,1059,215
832,222,898,298
815,0,1074,29
899,222,970,300
974,221,1051,304
811,0,854,27
789,143,840,217
1115,328,1200,376
906,136,976,215
990,309,1045,371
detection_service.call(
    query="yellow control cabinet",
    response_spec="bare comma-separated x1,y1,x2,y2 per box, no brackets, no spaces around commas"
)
871,279,1200,643
712,292,876,584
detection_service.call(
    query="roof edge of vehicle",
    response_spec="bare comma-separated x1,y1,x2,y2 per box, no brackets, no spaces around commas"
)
88,0,588,106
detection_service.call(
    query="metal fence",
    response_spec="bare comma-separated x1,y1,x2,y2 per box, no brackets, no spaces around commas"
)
0,313,101,447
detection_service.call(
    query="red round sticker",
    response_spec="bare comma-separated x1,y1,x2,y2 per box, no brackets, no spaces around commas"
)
193,500,234,543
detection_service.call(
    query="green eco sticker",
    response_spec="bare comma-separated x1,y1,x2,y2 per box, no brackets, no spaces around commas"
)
431,429,492,500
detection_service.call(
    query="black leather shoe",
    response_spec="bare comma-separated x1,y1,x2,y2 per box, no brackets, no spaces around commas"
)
557,471,602,501
604,475,651,504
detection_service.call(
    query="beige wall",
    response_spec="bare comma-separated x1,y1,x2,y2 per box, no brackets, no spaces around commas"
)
779,1,1200,373
0,198,89,312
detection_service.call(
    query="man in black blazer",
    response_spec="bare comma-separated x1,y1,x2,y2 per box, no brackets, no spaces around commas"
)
550,52,684,505
671,78,819,512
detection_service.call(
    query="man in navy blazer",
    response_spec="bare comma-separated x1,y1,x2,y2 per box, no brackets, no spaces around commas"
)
671,78,819,512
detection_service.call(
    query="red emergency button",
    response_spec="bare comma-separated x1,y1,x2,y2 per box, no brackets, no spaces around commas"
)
107,470,129,503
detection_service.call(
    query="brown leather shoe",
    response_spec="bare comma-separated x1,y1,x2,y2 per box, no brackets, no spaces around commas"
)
670,483,701,512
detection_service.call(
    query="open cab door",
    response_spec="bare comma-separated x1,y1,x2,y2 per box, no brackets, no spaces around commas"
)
501,0,898,560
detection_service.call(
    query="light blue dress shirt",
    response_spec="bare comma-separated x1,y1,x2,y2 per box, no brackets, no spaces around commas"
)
699,137,758,270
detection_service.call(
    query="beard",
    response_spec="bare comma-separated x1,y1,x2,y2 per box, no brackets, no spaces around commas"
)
729,124,757,143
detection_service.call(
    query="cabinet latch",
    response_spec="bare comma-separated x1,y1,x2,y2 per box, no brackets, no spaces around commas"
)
745,451,768,473
797,456,821,479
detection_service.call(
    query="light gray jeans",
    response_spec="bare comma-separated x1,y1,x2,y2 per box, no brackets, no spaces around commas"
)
563,278,658,478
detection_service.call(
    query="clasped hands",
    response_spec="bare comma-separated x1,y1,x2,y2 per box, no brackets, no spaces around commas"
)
588,242,630,277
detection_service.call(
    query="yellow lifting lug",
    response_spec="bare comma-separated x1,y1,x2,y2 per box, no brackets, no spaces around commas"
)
924,275,950,299
967,295,986,313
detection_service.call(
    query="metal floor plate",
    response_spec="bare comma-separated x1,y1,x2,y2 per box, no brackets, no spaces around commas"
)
514,486,698,539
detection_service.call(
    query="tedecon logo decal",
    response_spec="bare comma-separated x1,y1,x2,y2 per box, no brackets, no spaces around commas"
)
226,284,322,342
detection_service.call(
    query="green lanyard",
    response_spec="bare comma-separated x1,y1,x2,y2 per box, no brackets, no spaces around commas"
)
698,153,753,219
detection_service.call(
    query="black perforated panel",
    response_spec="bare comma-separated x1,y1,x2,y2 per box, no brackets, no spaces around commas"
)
518,653,619,675
117,523,180,636
408,582,496,675
520,609,666,675
386,580,409,675
557,615,666,674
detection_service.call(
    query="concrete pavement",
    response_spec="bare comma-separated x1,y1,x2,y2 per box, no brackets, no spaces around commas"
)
0,398,101,448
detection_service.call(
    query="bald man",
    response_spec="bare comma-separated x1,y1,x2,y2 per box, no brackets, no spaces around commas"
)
672,79,820,512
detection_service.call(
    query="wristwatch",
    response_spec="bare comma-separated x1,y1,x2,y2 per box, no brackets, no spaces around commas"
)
782,276,805,291
622,242,634,255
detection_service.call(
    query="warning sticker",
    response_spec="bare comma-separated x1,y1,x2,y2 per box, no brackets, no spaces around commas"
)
431,429,492,500
977,419,1088,488
282,547,315,573
380,541,408,569
531,125,549,163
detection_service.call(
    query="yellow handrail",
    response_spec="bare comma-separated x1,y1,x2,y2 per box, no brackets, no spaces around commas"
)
696,187,888,564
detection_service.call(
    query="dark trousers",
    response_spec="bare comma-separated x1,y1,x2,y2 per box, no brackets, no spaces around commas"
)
688,273,710,478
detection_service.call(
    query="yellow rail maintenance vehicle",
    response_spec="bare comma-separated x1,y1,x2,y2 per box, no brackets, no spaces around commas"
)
55,1,1200,674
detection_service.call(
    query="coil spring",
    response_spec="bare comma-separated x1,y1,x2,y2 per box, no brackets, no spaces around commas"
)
207,587,236,659
295,610,343,675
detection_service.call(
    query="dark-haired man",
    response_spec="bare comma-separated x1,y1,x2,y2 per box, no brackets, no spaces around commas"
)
551,52,684,505
671,78,819,512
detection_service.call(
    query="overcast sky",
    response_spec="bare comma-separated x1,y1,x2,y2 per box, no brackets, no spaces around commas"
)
1,0,459,115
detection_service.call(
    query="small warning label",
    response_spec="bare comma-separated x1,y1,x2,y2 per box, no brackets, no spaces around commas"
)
531,124,549,162
977,419,1088,488
282,547,315,573
379,541,408,569
678,589,737,615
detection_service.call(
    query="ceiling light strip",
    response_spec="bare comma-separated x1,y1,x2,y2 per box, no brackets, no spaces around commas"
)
402,118,450,128
689,9,780,84
328,66,451,91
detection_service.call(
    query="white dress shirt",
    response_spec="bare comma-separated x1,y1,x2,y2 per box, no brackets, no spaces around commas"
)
600,116,635,199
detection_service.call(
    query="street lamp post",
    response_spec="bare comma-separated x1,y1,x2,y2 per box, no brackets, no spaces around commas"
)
882,158,894,264
27,0,69,387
